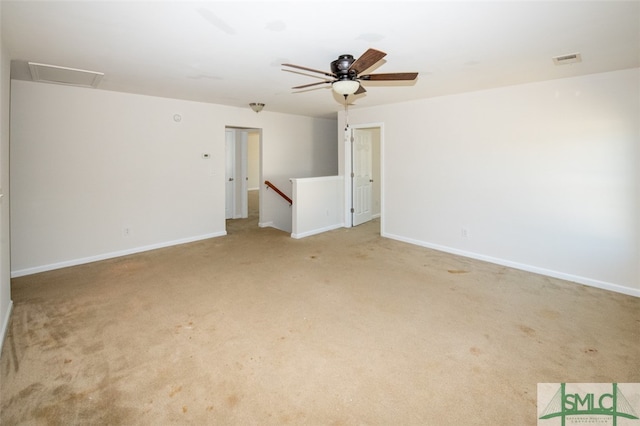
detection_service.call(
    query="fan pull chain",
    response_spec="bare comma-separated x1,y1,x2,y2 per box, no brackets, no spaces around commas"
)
344,94,349,131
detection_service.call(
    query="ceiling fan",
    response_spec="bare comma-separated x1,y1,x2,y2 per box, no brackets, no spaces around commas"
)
282,48,418,97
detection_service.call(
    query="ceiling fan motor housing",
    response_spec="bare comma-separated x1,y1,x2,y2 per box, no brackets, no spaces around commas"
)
331,54,357,80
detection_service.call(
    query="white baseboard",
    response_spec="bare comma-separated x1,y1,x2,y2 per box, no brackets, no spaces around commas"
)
0,300,13,355
291,223,344,239
383,232,640,298
10,232,227,278
259,221,273,228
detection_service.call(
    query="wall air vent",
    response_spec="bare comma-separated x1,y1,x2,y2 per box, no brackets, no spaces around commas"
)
28,62,104,88
552,53,582,65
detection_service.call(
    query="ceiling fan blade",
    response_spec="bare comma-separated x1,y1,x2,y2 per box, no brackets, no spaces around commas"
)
354,84,366,95
360,72,418,81
282,63,336,78
349,48,387,74
292,80,333,89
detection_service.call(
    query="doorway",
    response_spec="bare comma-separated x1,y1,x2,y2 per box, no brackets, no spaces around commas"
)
350,126,381,227
225,127,261,226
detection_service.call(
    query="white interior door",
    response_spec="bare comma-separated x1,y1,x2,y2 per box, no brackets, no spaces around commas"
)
352,129,373,226
237,131,248,218
225,129,235,219
226,128,250,220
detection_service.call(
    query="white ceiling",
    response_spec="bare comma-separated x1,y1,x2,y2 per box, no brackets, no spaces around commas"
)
2,1,639,119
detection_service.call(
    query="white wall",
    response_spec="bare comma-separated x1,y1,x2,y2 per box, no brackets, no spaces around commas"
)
291,176,344,239
340,69,639,296
0,4,13,352
10,80,337,275
259,112,337,232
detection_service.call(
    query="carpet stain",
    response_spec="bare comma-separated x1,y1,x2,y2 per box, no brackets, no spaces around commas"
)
539,309,561,320
182,405,188,413
17,383,44,399
169,385,182,397
448,270,469,274
227,394,239,408
469,346,482,356
33,403,64,424
584,348,598,355
518,325,536,337
52,384,72,396
82,341,104,355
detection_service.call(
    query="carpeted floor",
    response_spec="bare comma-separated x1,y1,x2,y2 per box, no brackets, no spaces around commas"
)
1,190,638,425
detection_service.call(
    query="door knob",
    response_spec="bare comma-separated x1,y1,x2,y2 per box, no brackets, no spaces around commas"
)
228,178,234,181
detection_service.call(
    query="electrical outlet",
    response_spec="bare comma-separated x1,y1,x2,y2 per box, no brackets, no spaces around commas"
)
461,227,470,239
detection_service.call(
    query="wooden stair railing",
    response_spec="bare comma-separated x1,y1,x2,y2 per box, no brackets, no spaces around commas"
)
265,180,292,205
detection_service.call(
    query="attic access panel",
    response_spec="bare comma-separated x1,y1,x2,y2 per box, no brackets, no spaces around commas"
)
28,62,104,88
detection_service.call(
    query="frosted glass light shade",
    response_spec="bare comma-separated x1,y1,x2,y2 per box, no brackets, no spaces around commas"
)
249,103,265,113
332,80,360,95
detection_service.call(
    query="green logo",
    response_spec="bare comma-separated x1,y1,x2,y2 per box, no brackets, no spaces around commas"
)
538,383,639,426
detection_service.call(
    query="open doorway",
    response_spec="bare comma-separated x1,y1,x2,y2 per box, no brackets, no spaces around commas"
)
350,125,381,228
225,127,261,230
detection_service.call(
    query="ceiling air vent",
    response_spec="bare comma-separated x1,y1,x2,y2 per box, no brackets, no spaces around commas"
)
28,62,104,88
552,53,582,65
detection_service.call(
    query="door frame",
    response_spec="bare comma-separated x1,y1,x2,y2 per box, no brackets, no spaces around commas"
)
225,129,236,219
343,122,384,230
225,126,262,223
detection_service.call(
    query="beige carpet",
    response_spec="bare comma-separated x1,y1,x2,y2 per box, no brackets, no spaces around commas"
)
2,190,639,425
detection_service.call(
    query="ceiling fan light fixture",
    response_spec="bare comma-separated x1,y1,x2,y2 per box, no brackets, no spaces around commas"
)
332,80,360,96
249,102,265,113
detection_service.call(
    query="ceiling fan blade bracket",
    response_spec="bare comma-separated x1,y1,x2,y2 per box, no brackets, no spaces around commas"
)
292,80,333,90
